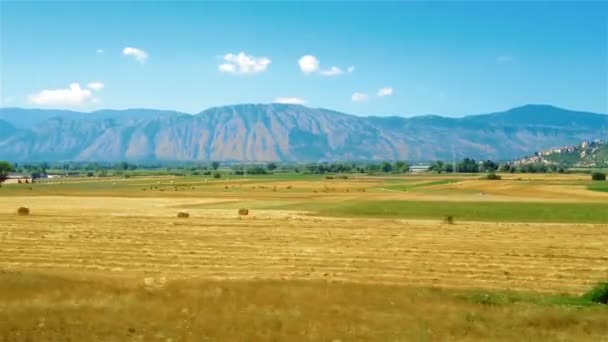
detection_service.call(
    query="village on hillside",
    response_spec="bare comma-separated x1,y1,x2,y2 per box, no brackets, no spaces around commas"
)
513,140,608,167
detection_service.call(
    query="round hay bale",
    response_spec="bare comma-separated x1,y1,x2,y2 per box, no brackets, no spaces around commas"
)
17,207,30,216
238,208,249,216
177,211,189,218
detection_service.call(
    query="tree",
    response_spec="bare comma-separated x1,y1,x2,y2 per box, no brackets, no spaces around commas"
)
0,161,14,187
428,161,444,173
380,161,393,173
117,161,129,171
393,161,410,173
246,166,268,175
266,162,277,171
211,161,220,171
591,172,606,181
481,160,498,172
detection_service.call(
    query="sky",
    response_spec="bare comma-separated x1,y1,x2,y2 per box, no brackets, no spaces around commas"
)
0,1,607,117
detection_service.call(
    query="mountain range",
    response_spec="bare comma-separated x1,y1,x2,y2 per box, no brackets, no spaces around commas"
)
0,104,607,162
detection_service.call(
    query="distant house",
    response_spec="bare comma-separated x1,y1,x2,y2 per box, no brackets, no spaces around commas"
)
409,165,430,173
7,173,27,179
3,173,33,184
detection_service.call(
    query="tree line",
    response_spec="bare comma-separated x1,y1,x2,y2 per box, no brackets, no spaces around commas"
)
0,158,593,186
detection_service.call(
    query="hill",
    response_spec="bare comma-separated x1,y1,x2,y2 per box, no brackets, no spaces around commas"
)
0,104,606,162
513,140,608,167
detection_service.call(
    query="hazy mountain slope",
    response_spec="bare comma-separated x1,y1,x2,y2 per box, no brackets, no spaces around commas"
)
0,104,606,162
0,108,186,129
0,119,14,135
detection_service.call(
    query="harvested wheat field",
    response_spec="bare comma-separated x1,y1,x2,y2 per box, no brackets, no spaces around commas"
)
1,174,608,340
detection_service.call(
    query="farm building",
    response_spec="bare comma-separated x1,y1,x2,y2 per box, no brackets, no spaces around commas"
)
3,173,33,184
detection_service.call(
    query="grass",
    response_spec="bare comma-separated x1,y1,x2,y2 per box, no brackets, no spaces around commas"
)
381,179,458,191
588,181,608,192
282,200,608,223
1,272,606,341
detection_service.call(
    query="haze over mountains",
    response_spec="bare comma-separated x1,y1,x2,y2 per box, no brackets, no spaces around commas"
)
0,104,606,162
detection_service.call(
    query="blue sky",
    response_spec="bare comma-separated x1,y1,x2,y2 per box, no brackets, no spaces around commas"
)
0,1,606,116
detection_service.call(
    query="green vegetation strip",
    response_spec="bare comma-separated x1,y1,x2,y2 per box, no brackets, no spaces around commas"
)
465,283,608,306
381,179,458,191
283,200,608,223
588,182,608,193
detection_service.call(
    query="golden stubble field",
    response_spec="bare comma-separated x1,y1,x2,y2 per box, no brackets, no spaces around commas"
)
1,174,608,341
1,197,607,293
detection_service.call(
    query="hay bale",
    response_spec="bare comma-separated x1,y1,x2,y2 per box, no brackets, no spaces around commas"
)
238,208,249,216
17,207,30,216
177,211,189,218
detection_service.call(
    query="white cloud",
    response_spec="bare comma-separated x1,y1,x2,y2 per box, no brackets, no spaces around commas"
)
218,52,271,75
28,83,95,107
351,92,369,102
377,87,393,97
320,66,344,76
123,47,148,63
96,49,104,54
87,82,105,91
299,55,352,77
298,55,320,74
273,97,307,105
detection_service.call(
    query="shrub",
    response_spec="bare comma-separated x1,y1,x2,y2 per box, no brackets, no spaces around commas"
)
485,173,501,180
17,207,30,216
325,176,334,179
444,215,454,224
245,166,268,175
591,172,606,181
582,282,608,304
213,172,221,179
238,208,249,216
177,211,189,218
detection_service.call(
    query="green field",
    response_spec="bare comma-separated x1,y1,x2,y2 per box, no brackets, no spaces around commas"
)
279,200,608,223
588,181,608,193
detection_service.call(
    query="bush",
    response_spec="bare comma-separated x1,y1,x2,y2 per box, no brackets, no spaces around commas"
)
213,172,221,179
582,282,608,304
238,208,249,216
485,173,502,180
444,215,454,224
177,211,189,218
325,176,334,179
591,172,606,181
245,166,268,175
17,207,30,216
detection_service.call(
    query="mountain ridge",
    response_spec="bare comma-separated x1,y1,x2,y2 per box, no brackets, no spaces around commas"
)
0,104,606,162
